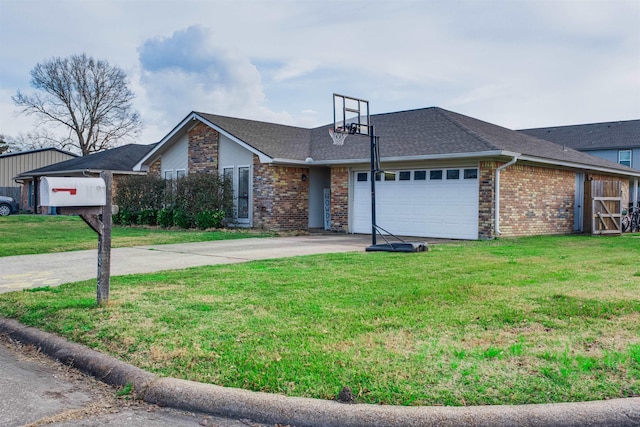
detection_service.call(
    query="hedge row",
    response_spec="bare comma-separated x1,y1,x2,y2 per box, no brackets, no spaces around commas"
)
113,173,234,229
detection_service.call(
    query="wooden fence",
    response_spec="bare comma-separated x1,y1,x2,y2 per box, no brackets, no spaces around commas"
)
584,180,622,235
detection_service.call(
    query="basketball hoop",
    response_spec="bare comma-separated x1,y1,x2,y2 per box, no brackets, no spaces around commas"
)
329,127,348,146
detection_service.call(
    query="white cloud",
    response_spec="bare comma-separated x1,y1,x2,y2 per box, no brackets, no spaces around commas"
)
273,59,319,82
0,0,638,144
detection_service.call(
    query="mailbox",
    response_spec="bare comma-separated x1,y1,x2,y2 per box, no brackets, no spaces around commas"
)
40,177,106,207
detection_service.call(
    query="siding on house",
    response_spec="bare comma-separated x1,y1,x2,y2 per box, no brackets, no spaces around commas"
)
0,149,76,197
160,134,188,178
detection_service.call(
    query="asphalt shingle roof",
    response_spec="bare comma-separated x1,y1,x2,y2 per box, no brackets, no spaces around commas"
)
21,144,155,176
143,108,637,176
519,120,640,150
196,112,312,160
307,107,637,173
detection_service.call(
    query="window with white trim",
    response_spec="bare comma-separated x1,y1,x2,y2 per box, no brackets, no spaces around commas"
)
619,150,632,167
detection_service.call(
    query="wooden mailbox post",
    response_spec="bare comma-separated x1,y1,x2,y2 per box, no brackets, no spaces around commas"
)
40,171,113,305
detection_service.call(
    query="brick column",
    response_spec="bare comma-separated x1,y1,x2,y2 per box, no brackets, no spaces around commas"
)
188,122,219,173
478,161,496,239
148,159,161,178
330,167,349,232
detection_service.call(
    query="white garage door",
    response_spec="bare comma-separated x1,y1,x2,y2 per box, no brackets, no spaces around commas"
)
352,168,479,239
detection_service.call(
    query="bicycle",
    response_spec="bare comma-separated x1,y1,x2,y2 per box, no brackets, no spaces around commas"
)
622,204,640,233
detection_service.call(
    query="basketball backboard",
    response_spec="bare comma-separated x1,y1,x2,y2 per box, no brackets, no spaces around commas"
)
333,93,371,136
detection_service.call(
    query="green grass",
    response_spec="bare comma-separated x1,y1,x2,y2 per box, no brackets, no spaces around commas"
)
0,215,275,256
0,234,638,406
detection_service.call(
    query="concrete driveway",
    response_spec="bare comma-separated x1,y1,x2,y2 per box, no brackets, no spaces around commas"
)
0,234,378,293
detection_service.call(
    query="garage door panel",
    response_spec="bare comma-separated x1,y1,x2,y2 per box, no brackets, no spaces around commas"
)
352,169,479,239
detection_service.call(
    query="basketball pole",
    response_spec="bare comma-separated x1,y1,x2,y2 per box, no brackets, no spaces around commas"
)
370,125,377,247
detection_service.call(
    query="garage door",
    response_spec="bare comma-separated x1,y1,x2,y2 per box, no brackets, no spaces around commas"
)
352,168,479,239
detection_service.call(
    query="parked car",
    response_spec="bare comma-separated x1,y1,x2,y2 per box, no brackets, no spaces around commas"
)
0,195,19,216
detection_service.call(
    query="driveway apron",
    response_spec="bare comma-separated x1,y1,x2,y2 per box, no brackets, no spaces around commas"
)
0,235,369,293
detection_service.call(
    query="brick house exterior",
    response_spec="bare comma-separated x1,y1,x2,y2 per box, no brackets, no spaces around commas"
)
135,109,640,239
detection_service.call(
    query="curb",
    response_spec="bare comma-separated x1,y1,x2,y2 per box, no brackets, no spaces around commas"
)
1,317,639,427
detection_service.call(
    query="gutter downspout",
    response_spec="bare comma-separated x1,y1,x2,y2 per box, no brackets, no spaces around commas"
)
495,156,519,237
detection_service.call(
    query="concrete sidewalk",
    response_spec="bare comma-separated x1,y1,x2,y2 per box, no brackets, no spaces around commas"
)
0,234,370,293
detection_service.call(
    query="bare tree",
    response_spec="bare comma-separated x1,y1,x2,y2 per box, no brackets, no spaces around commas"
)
0,135,9,154
13,53,142,156
6,129,65,152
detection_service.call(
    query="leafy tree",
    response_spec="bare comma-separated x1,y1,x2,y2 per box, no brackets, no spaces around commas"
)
13,53,142,156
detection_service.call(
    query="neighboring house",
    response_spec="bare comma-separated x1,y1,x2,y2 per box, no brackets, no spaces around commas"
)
520,120,640,206
135,108,640,240
17,144,154,213
0,148,77,209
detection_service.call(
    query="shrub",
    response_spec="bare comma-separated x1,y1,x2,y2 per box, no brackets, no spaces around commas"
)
114,209,138,226
157,207,174,228
173,209,193,229
113,173,233,230
195,209,226,229
114,175,167,224
137,209,158,226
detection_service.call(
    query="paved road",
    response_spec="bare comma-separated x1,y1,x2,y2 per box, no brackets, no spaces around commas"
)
0,336,272,427
0,234,371,293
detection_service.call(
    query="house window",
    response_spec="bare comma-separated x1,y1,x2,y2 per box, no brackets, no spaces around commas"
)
619,150,631,167
399,171,411,181
238,166,250,219
414,170,426,180
164,170,173,180
383,172,396,181
430,170,443,180
176,169,186,179
223,167,233,182
447,169,460,180
356,172,368,182
464,168,478,179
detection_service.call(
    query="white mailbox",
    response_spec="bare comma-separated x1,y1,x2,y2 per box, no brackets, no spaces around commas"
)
40,177,106,207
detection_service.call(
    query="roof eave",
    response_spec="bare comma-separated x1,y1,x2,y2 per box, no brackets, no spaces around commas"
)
305,150,518,166
16,169,146,180
517,155,640,178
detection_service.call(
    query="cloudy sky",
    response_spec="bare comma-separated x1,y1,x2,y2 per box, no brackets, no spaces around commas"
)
0,0,638,146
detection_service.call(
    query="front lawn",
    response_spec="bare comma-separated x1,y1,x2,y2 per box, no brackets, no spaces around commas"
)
0,215,275,257
0,234,638,406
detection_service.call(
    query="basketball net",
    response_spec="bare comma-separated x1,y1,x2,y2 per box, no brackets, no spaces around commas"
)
329,128,348,146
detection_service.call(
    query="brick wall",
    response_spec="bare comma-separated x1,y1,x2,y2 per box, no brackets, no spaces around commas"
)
478,162,496,239
148,159,161,178
253,156,309,230
497,163,575,237
188,122,219,173
330,167,349,232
